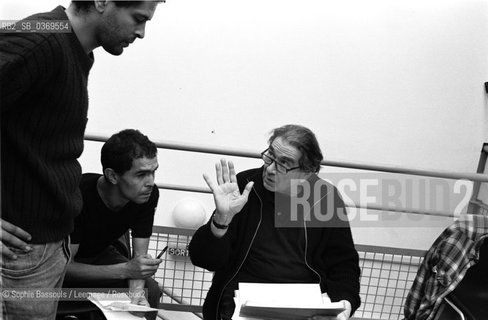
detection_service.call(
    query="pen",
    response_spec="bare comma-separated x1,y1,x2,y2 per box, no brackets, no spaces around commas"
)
156,245,169,259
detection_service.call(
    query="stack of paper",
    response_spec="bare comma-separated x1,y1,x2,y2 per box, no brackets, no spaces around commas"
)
234,283,344,320
87,292,157,320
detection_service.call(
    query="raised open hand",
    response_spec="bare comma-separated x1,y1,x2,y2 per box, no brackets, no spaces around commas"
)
203,159,254,226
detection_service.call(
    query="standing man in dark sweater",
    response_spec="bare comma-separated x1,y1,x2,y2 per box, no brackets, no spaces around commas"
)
0,1,162,319
189,124,361,320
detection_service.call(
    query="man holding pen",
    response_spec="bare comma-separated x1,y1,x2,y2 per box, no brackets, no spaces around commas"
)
63,129,162,320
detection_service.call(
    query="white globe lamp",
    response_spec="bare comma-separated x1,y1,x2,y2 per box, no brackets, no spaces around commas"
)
172,198,207,229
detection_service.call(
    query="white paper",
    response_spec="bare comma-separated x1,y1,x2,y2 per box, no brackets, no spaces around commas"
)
87,292,157,320
234,283,344,319
103,301,157,312
239,283,324,307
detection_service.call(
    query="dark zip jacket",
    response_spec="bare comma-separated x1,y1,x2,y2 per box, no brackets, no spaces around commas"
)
189,167,361,319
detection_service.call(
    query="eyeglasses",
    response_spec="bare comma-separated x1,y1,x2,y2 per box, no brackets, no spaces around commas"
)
261,149,301,174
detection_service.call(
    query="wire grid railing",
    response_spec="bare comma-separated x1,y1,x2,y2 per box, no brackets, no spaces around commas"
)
148,226,212,314
354,245,425,319
147,227,426,320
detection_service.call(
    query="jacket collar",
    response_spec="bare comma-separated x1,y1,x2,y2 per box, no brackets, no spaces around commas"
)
246,166,267,197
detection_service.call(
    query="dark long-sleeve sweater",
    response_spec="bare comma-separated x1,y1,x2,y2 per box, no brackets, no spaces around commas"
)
0,6,94,243
189,167,361,320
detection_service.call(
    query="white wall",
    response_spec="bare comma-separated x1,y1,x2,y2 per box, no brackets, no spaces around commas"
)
3,0,488,249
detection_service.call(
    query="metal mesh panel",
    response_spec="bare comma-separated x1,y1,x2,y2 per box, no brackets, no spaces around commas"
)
354,245,425,319
149,227,426,319
148,227,212,312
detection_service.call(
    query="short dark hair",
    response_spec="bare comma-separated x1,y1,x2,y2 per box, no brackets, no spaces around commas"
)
101,129,157,176
72,1,164,11
268,124,323,173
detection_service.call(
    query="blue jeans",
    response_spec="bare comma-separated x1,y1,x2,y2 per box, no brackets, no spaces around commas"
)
1,238,71,320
